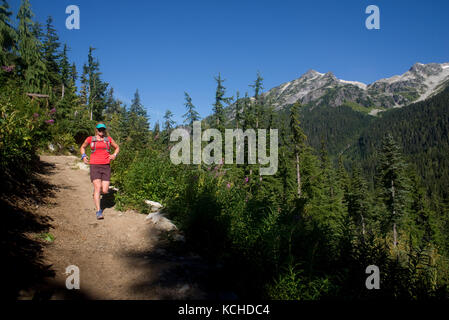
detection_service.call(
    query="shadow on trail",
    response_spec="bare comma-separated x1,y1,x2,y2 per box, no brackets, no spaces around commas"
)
122,229,237,300
0,159,94,300
0,197,55,300
101,188,117,211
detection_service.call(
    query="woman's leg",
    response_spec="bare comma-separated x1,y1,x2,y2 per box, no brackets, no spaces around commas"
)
100,165,111,195
101,180,110,195
93,179,102,212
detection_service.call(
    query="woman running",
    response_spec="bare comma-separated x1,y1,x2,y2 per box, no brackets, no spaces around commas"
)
80,122,120,220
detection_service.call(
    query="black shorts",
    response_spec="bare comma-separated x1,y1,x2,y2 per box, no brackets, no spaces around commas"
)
90,164,111,182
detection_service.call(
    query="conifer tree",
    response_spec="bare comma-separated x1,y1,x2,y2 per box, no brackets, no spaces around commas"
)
0,0,16,65
31,20,43,42
278,118,294,205
117,103,129,143
104,87,121,116
107,99,128,144
59,44,71,98
163,109,175,131
250,71,263,100
17,0,47,92
153,121,160,136
242,92,255,130
128,89,149,146
55,77,79,121
289,102,306,198
249,72,264,129
60,45,70,79
212,73,232,132
79,63,88,106
182,91,200,128
234,91,241,129
265,98,276,130
55,46,79,121
70,62,77,84
85,47,108,120
407,167,436,248
346,164,370,236
162,109,175,145
42,16,60,88
129,89,147,117
377,133,410,248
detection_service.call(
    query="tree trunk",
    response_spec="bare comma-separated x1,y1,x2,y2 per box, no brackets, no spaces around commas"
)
296,151,301,197
61,83,65,99
393,222,398,248
392,179,397,248
361,214,366,236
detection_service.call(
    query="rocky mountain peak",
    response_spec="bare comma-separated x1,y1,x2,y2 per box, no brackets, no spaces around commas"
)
300,69,323,80
323,71,337,80
262,62,449,110
409,62,445,77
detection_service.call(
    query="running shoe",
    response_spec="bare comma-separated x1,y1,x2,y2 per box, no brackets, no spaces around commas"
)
96,210,104,220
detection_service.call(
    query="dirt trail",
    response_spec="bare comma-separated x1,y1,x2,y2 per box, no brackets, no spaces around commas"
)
22,155,210,300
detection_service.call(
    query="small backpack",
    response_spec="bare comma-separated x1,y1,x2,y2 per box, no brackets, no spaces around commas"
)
90,136,111,153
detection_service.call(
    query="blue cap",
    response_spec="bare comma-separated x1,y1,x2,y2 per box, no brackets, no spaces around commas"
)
96,124,106,129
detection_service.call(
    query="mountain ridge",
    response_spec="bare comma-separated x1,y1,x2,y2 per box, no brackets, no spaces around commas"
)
261,62,449,111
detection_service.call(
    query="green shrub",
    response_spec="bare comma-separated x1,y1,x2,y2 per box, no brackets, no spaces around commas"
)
112,148,186,212
0,83,43,177
47,132,78,154
267,264,332,300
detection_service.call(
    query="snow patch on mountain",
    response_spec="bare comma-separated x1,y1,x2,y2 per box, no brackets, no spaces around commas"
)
339,79,367,90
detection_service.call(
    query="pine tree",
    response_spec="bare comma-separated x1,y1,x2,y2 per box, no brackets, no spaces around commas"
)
407,167,436,248
117,103,129,143
278,119,293,205
182,91,200,128
289,102,307,198
234,91,241,129
128,89,149,146
163,109,175,131
346,164,370,236
42,16,60,88
129,89,149,127
162,109,175,145
85,47,108,120
104,87,121,117
129,89,147,117
212,73,232,132
55,75,79,121
17,0,47,92
70,62,77,84
0,0,16,65
31,20,43,42
79,63,88,106
242,92,255,130
377,133,410,248
55,45,79,121
107,99,128,144
59,44,71,98
266,100,275,130
249,72,264,129
153,121,160,136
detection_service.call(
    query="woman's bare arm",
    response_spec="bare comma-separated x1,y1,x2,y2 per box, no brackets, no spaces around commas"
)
110,139,120,160
80,140,90,163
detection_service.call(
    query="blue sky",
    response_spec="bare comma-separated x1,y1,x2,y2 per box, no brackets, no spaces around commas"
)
9,0,449,125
